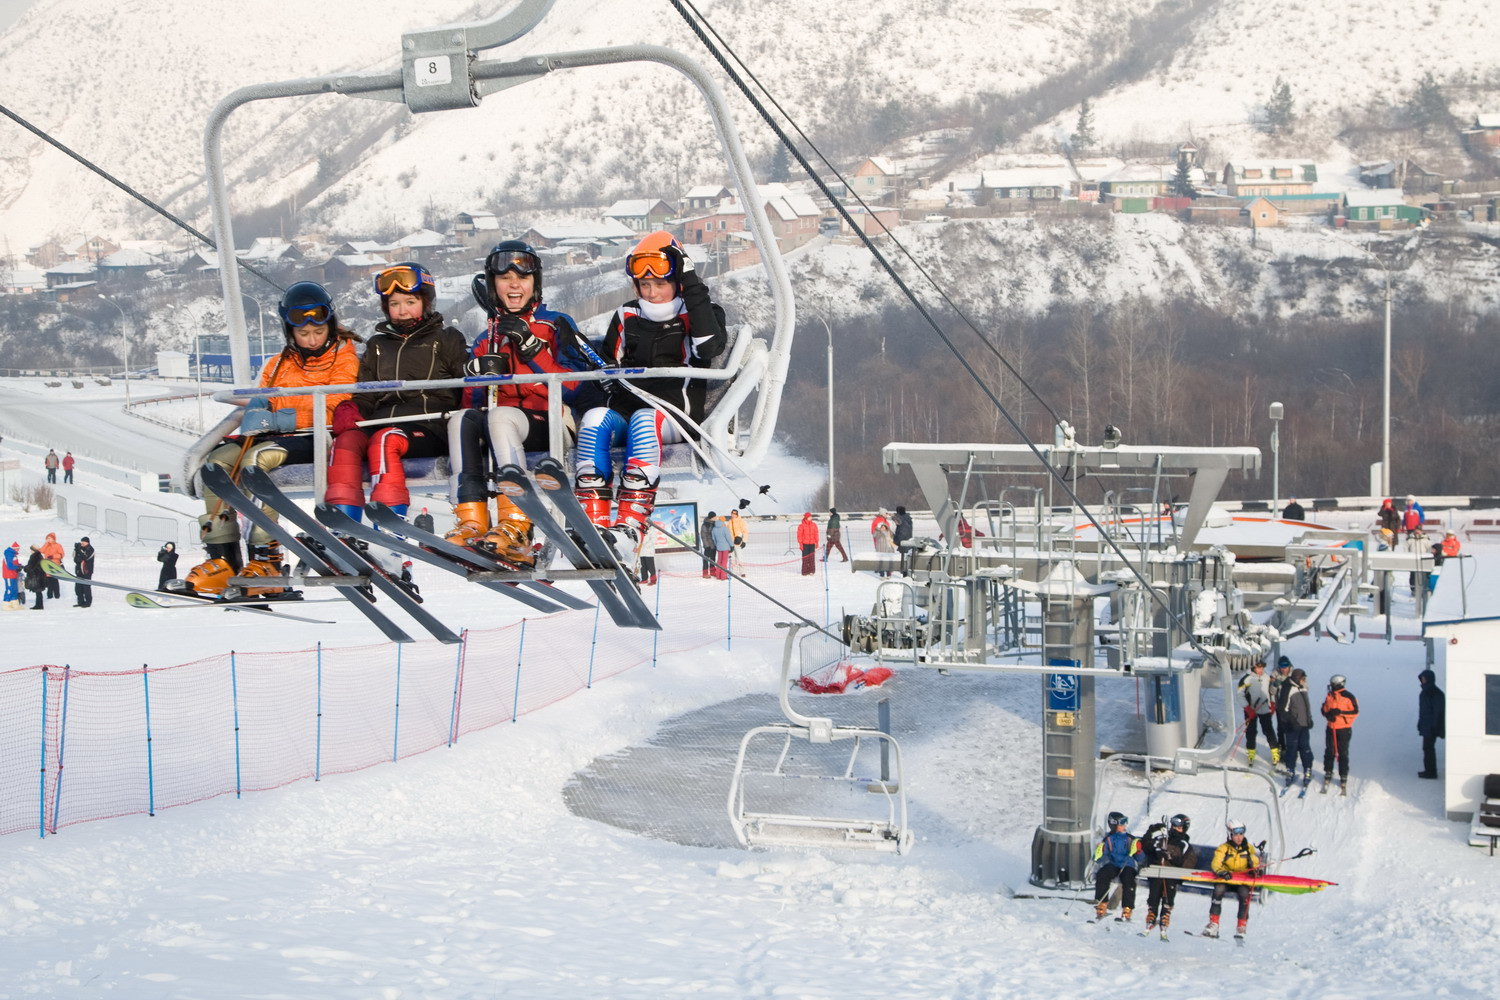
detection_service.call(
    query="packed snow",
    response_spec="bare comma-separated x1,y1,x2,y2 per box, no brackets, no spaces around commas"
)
0,387,1493,999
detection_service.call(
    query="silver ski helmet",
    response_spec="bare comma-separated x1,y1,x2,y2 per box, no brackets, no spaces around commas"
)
1329,674,1347,691
1170,813,1190,833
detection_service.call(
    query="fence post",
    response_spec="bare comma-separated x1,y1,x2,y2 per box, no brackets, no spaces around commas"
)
824,547,832,625
586,604,601,688
51,665,73,834
142,664,155,817
511,620,527,722
650,573,663,668
448,629,468,745
37,667,48,839
392,643,403,762
230,652,242,799
314,642,322,782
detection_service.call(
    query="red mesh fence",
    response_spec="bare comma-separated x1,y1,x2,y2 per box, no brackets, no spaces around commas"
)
0,534,854,839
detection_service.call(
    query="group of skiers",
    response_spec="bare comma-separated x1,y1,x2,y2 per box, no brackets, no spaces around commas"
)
1092,811,1263,939
2,534,94,610
1238,655,1360,795
177,232,726,595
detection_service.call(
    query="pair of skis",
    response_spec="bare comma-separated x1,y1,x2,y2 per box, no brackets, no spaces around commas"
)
39,557,338,625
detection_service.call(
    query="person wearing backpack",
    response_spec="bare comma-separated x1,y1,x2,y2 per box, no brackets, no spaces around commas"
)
1321,674,1360,794
1202,819,1261,940
1142,813,1194,933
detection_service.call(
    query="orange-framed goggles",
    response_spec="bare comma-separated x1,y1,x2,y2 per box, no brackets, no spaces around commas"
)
374,264,434,297
283,304,331,327
625,250,676,281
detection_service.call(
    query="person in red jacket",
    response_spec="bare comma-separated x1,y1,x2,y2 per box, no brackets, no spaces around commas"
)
61,451,75,484
796,512,819,576
1321,674,1360,794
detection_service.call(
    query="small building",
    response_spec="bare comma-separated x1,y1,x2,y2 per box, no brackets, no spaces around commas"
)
682,185,731,214
1461,113,1500,155
1423,560,1500,824
453,210,501,239
521,219,636,250
1,264,46,294
1243,196,1282,228
96,248,158,285
1344,189,1423,228
981,165,1071,202
1221,160,1318,198
851,156,902,199
603,199,675,233
44,259,97,288
1099,162,1207,204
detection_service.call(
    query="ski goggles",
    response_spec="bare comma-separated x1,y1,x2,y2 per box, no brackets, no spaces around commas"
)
1229,825,1246,836
374,265,433,297
281,304,330,327
625,250,676,280
487,248,541,277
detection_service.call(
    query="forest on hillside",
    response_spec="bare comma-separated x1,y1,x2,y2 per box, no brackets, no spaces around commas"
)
778,291,1500,511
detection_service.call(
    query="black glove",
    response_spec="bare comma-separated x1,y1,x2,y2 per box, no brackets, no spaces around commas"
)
664,244,693,276
493,314,542,361
1215,870,1232,879
465,353,510,377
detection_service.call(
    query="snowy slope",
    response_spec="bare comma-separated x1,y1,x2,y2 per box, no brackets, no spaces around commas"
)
0,392,1493,997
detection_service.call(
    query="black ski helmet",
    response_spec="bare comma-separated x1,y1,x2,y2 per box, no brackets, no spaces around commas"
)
374,261,436,321
1107,811,1128,829
1170,813,1190,833
277,281,336,342
484,240,543,312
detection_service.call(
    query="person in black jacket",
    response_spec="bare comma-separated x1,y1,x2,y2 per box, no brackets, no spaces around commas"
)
72,537,95,607
893,506,914,549
1282,497,1305,521
413,507,435,534
573,232,727,544
699,511,718,579
1417,669,1445,779
326,262,468,520
156,542,178,591
23,545,46,609
1142,814,1194,932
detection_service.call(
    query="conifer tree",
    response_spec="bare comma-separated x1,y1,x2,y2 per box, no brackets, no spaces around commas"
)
1265,77,1296,136
1170,157,1197,199
1072,99,1097,151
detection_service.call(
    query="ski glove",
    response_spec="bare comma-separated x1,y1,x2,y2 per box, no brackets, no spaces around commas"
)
493,315,543,361
465,353,510,377
241,405,296,435
331,400,363,435
664,244,693,275
471,273,496,317
1215,870,1232,879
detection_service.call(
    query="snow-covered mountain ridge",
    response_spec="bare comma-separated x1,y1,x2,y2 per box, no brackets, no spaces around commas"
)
1,0,1494,250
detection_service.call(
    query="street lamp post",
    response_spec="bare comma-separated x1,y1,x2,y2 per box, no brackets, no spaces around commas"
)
1269,401,1283,516
1334,236,1396,497
101,296,129,407
814,313,835,508
241,291,266,364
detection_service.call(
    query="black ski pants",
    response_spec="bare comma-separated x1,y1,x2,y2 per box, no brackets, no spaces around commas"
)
1146,877,1180,916
1323,726,1353,780
1210,882,1252,922
1245,711,1276,754
1093,864,1137,909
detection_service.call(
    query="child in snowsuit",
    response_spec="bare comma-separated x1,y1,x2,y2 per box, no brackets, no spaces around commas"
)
1092,812,1145,922
1143,814,1193,931
573,231,727,545
1203,820,1260,939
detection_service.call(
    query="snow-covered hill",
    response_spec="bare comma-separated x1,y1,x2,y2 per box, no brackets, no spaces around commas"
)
2,0,1494,250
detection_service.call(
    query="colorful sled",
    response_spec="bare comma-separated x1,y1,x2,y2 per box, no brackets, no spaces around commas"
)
1139,864,1336,894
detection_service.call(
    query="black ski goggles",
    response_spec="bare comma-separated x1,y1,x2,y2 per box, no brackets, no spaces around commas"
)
488,248,541,277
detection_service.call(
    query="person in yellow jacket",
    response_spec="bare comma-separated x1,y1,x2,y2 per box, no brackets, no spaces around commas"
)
1202,819,1261,939
726,509,748,575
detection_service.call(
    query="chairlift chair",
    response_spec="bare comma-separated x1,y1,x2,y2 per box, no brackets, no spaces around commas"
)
727,624,913,854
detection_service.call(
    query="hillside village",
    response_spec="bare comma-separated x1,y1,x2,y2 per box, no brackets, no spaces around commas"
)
8,110,1500,319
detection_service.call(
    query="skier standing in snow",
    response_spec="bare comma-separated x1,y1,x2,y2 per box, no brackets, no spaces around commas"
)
796,512,819,576
638,521,659,587
40,532,64,600
1282,668,1315,792
184,280,361,595
1320,674,1359,794
872,512,896,576
1417,669,1445,779
1239,659,1278,767
700,510,718,579
1203,820,1260,939
1091,811,1145,923
156,542,178,591
824,507,849,562
572,231,727,550
327,263,467,528
44,449,58,483
710,513,734,581
892,505,913,550
1142,813,1193,933
453,240,592,565
23,544,46,610
1376,498,1400,548
726,508,749,576
71,536,94,608
61,451,75,484
2,541,20,609
1271,655,1295,766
